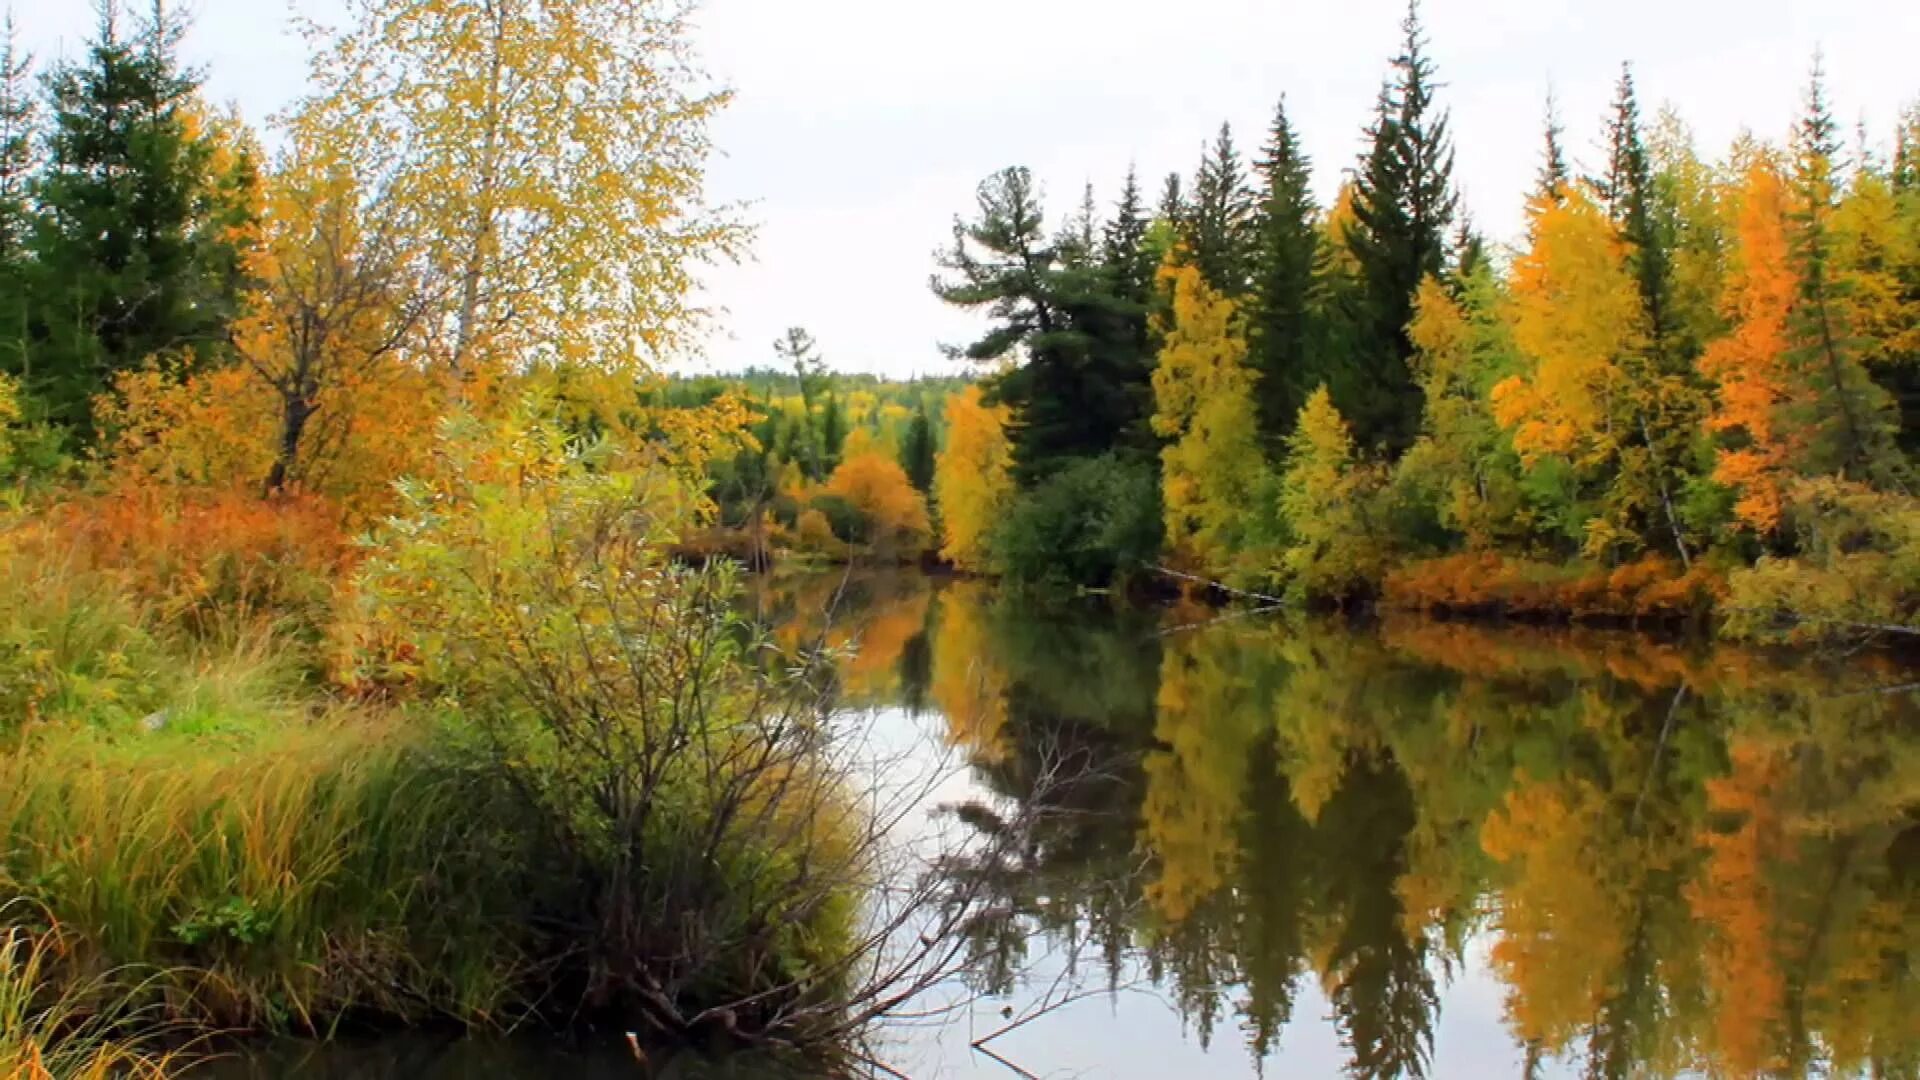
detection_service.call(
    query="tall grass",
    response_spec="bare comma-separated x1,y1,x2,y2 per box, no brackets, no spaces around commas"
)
0,718,528,1035
0,922,189,1079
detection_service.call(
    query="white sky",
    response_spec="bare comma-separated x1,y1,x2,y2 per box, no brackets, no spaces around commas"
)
14,0,1920,378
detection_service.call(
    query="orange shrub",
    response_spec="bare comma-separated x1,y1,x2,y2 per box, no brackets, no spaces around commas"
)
49,485,350,634
1383,553,1724,622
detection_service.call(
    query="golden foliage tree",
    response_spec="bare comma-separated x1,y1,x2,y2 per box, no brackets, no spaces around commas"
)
1150,258,1270,581
1278,387,1381,600
1494,187,1645,472
298,0,746,377
821,451,931,558
233,139,433,500
932,385,1014,572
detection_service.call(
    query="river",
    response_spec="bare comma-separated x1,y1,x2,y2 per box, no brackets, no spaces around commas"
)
204,571,1919,1078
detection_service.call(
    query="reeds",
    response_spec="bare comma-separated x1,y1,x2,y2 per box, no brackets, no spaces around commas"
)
0,921,190,1079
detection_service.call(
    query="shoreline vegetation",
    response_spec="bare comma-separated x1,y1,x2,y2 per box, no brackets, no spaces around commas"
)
656,11,1920,648
0,0,1915,1074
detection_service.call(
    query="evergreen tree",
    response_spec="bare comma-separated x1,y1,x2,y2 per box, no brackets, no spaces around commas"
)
819,392,847,473
25,0,256,435
0,14,35,384
1592,62,1676,369
1784,58,1904,488
1103,166,1156,315
1344,0,1458,455
900,400,936,495
1157,171,1189,236
1535,88,1568,203
1894,102,1920,193
1247,97,1319,443
933,166,1148,482
1186,122,1257,296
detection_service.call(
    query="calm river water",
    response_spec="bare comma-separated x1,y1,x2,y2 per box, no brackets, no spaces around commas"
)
206,572,1919,1078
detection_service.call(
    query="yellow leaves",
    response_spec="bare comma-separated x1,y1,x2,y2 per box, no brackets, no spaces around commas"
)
1279,388,1382,600
821,451,931,556
298,0,746,377
1151,258,1268,580
1480,775,1630,1051
1497,186,1645,467
929,583,1009,764
933,386,1014,572
0,373,19,471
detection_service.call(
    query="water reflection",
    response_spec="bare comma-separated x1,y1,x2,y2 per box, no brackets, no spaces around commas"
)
767,572,1920,1079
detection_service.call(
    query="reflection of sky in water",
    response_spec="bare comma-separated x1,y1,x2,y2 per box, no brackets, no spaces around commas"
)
856,703,1555,1080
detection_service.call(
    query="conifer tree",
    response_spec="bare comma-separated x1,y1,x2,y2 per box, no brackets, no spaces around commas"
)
1593,63,1676,368
1345,0,1458,455
0,14,35,383
933,167,1147,480
1103,166,1156,317
26,0,256,435
1187,122,1257,297
1158,172,1189,236
1784,58,1905,488
1248,97,1319,442
900,400,936,495
1535,88,1568,204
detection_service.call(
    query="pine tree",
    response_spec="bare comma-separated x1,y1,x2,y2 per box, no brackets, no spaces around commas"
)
933,167,1148,481
1344,0,1458,455
1248,97,1319,443
1187,122,1257,297
900,400,936,495
25,0,257,435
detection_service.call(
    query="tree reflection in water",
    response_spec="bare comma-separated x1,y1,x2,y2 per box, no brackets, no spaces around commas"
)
757,571,1919,1079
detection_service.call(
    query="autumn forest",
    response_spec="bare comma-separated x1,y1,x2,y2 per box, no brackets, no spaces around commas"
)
0,0,1915,1076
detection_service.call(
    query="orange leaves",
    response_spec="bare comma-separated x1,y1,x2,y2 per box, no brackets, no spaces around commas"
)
1699,161,1801,534
48,485,348,632
1686,739,1790,1076
1381,552,1724,621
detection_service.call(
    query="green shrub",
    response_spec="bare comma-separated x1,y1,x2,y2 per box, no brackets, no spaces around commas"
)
810,491,870,544
352,405,867,1041
991,455,1162,590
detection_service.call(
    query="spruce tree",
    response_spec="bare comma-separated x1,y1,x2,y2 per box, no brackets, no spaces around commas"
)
1157,171,1188,238
1247,97,1319,442
900,400,936,494
1592,63,1674,366
1186,122,1257,296
26,0,256,436
0,14,35,384
1344,0,1457,455
1786,57,1904,487
1102,166,1155,314
1535,88,1568,203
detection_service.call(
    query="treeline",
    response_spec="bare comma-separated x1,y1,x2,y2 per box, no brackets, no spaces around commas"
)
924,2,1920,639
660,337,964,559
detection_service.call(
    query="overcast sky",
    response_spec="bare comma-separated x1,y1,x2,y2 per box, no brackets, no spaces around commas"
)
15,0,1920,378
